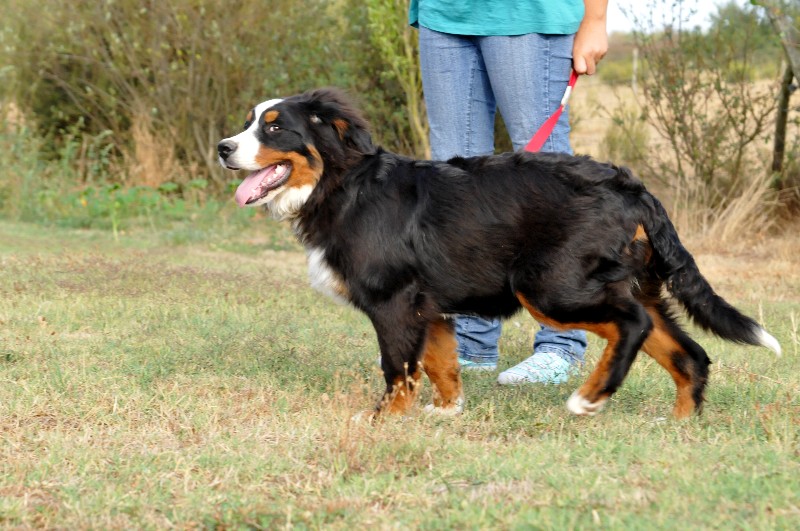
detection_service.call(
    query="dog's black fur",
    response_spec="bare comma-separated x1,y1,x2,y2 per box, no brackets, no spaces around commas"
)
218,88,779,418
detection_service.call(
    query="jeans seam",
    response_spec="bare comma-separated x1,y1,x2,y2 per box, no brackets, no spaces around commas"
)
466,44,477,156
543,37,553,153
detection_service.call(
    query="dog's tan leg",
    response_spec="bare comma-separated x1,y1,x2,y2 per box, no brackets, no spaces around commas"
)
421,319,464,415
353,366,422,423
642,328,694,418
377,367,423,417
566,323,620,415
515,292,644,416
641,307,708,419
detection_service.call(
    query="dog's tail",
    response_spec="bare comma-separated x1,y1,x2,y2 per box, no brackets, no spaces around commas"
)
640,193,781,356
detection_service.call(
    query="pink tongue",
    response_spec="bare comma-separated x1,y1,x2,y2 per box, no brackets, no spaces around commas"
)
234,166,278,207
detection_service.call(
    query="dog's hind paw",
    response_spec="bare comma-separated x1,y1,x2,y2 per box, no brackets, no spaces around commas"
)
423,395,465,416
566,391,607,416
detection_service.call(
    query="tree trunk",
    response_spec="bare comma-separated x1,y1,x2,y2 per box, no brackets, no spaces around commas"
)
772,63,793,176
763,1,800,75
762,1,799,182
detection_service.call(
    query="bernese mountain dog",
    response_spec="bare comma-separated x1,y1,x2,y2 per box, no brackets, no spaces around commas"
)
217,88,781,420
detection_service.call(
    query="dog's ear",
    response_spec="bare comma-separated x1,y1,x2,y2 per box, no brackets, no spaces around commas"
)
329,115,375,154
304,88,375,155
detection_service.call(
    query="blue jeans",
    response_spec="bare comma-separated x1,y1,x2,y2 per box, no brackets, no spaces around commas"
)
418,26,587,365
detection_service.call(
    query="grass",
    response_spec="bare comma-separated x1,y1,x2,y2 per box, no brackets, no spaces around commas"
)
1,218,799,529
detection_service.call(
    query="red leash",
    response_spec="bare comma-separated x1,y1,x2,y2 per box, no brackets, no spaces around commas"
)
524,69,579,153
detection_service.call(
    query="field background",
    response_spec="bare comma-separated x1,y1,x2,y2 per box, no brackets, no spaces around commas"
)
2,1,799,524
1,203,798,528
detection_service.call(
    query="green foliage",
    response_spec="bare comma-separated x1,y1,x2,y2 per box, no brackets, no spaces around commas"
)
600,106,650,168
630,0,780,216
0,0,416,191
366,0,429,158
0,115,257,235
0,120,44,221
711,1,782,74
599,32,639,86
1,0,796,231
598,59,635,86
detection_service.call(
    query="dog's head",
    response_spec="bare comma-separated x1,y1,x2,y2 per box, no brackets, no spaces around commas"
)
217,88,374,219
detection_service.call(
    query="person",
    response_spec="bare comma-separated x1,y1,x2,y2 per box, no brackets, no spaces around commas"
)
409,0,609,384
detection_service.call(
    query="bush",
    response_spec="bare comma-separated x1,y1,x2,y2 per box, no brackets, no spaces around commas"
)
0,111,256,233
598,59,635,87
600,106,649,169
0,0,414,194
0,119,48,222
626,0,782,235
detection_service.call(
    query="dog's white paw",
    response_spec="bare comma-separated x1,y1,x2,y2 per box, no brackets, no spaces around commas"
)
350,410,377,424
566,391,606,416
423,395,464,416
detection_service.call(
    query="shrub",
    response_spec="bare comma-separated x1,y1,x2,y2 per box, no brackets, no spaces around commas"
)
0,118,48,222
0,105,255,232
598,59,635,87
0,0,413,192
599,105,649,169
626,0,782,235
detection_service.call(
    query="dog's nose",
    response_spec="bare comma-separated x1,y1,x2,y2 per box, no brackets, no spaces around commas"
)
217,139,237,160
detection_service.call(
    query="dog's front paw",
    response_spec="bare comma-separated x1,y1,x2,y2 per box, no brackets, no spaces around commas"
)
567,391,608,416
350,409,378,424
566,391,607,416
423,395,464,416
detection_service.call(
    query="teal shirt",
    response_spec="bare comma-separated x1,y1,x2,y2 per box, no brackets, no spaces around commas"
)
409,0,585,36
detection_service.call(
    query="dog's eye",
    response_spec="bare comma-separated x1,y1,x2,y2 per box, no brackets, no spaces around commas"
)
268,124,280,133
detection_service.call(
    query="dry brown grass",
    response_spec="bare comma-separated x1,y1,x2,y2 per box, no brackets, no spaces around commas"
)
125,107,182,188
1,101,25,131
570,75,619,160
681,172,777,245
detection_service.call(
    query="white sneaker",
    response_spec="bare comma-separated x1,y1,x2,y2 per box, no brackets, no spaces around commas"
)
497,351,572,385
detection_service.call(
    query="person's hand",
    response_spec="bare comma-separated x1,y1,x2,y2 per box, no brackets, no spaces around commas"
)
572,17,608,75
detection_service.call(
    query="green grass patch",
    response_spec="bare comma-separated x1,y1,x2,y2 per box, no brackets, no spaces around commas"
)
1,220,798,528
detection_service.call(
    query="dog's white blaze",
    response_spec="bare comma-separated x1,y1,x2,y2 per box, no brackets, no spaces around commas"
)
306,246,349,305
566,391,607,416
219,98,283,170
254,98,284,119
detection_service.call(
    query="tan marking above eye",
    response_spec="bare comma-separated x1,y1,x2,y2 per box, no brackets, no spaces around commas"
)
264,110,280,123
332,118,348,139
633,224,647,242
246,110,254,122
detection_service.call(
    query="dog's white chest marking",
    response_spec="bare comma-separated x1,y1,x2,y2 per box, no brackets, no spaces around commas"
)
267,184,314,220
306,247,350,305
